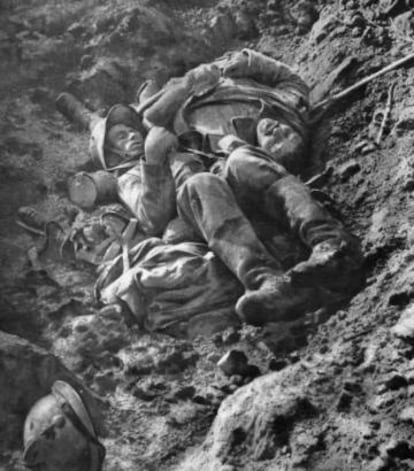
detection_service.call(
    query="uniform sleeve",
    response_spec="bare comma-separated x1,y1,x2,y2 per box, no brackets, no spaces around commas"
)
117,162,176,236
226,49,310,108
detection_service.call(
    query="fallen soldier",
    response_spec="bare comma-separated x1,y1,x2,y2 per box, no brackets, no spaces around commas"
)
22,49,363,338
93,49,363,330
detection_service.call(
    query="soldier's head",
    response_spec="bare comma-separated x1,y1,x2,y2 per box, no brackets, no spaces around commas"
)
90,104,146,169
256,117,306,173
23,381,105,471
257,117,304,159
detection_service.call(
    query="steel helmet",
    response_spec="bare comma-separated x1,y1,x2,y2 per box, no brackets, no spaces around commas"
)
89,104,146,170
23,380,105,471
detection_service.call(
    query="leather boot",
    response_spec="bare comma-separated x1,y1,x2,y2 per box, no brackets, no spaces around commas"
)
236,272,318,326
265,175,364,295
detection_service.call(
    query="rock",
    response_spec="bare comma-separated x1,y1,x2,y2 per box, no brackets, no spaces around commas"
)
217,350,248,376
80,54,94,70
230,375,245,386
391,105,414,138
269,358,289,371
336,391,353,412
290,0,319,34
337,159,361,181
382,439,414,459
309,13,338,44
167,385,196,402
53,311,132,372
368,392,397,412
0,332,104,452
399,406,414,424
156,347,199,374
361,143,377,155
94,371,117,395
179,370,318,467
392,304,414,339
132,378,168,402
222,328,241,345
207,352,221,363
380,372,408,392
368,456,389,471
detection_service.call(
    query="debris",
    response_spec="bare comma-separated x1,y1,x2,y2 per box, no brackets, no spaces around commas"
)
361,142,377,155
269,358,289,371
337,159,361,181
217,350,248,376
336,391,353,411
379,373,408,392
375,83,396,146
55,92,94,131
222,328,241,345
399,406,414,424
392,304,414,338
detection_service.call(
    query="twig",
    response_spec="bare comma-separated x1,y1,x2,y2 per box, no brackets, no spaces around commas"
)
313,52,414,114
375,82,395,146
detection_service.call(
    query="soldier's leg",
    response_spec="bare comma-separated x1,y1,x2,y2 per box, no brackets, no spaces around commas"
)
177,172,317,325
224,146,364,295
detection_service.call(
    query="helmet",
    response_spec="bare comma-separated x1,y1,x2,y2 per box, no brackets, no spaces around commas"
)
23,380,105,471
89,104,146,169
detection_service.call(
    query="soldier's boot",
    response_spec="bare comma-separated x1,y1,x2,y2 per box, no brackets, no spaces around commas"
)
235,272,318,326
265,175,364,296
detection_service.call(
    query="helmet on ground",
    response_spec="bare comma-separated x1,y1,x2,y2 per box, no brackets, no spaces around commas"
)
89,104,146,169
23,380,105,471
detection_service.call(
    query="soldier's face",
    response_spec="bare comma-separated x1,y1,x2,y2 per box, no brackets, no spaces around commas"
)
106,124,144,166
257,118,303,158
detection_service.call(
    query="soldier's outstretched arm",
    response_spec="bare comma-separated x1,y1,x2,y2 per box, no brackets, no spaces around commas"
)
220,49,309,101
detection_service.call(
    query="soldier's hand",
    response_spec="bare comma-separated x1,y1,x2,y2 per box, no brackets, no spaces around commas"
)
145,126,178,165
187,63,221,96
221,50,250,78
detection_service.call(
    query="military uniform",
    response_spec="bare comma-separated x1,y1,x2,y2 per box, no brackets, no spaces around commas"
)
94,49,363,332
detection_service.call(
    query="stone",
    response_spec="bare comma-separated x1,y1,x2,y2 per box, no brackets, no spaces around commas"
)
178,370,318,467
337,159,361,181
94,371,117,395
222,328,241,345
309,13,338,44
336,391,353,412
290,0,319,34
392,304,414,339
230,375,244,386
167,385,196,402
399,406,414,424
383,439,414,459
360,142,377,155
367,392,396,412
217,350,248,376
380,373,408,392
269,358,289,371
207,352,221,363
391,105,414,138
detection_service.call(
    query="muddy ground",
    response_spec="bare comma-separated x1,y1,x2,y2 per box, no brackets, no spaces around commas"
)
1,0,414,470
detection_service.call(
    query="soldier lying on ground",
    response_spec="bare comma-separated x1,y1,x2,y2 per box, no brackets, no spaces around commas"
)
20,49,364,337
91,49,364,330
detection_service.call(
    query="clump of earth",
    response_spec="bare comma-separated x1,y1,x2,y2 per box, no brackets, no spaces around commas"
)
1,0,414,470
